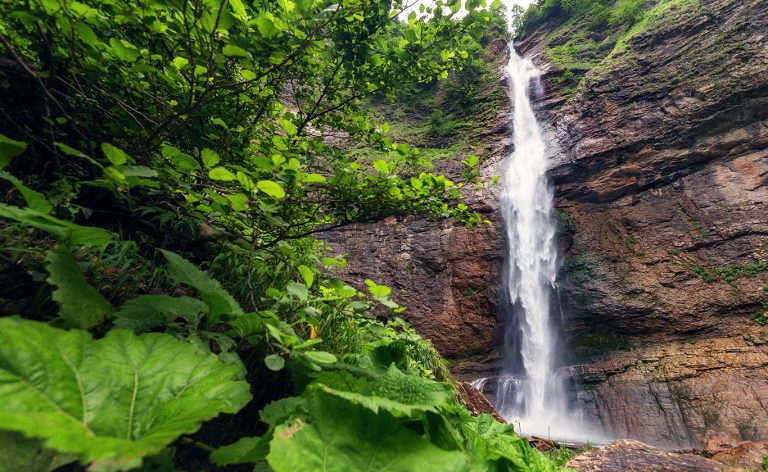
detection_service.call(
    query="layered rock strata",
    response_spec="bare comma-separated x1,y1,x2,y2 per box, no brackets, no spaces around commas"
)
328,0,768,447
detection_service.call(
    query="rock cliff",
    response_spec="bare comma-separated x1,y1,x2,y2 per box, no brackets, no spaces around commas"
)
327,0,768,448
519,0,768,447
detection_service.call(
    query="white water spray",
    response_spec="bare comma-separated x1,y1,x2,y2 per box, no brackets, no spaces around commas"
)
494,6,583,440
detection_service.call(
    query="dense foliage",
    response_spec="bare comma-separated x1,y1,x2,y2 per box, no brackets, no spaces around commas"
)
0,0,561,469
514,0,695,98
516,0,646,37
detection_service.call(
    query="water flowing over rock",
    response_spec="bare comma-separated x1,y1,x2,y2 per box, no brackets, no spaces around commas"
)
325,0,768,448
496,36,582,438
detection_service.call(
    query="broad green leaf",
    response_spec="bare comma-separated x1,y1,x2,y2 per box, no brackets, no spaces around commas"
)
211,433,272,466
373,159,388,174
264,354,285,371
260,397,305,427
109,38,141,62
171,56,189,70
55,143,101,167
201,148,220,167
74,23,99,46
266,392,467,472
209,167,236,181
0,170,52,213
255,13,278,38
297,264,314,288
101,143,130,166
113,295,209,332
173,153,200,172
161,250,244,322
316,365,453,416
227,193,249,211
46,248,113,329
222,44,249,57
302,173,326,183
121,166,158,178
303,350,337,364
0,431,58,472
0,318,252,471
0,133,26,168
365,279,391,297
228,0,248,19
256,180,285,199
0,204,113,246
279,119,297,136
162,145,199,172
285,282,308,301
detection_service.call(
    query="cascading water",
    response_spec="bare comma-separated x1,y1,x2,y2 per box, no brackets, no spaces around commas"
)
493,4,584,441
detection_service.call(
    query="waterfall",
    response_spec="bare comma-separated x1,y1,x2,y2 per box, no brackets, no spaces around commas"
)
494,9,582,440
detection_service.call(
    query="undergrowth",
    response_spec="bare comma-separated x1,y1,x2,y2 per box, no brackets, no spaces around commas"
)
0,0,560,470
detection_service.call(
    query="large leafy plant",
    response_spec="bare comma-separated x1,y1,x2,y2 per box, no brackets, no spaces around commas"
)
0,318,251,471
0,0,563,468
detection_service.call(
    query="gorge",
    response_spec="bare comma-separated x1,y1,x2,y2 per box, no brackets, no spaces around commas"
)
1,0,767,469
327,0,768,452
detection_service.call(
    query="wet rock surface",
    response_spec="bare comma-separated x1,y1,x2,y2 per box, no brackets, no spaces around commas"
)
565,440,726,472
327,0,768,448
522,0,768,447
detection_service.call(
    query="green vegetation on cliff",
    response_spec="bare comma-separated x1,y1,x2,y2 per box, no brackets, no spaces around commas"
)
0,0,559,470
516,0,699,97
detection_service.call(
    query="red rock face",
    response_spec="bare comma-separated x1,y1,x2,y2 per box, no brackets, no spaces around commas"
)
326,0,768,448
322,214,504,361
520,0,768,447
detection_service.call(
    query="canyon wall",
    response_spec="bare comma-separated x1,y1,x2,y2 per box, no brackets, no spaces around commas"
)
327,0,768,447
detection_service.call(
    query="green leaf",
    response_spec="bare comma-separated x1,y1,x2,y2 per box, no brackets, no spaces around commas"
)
373,159,389,174
365,279,391,297
229,0,249,19
0,318,251,471
316,365,453,416
101,143,130,166
173,154,200,172
280,119,297,136
113,295,209,332
266,392,467,472
211,433,272,465
255,13,278,38
46,248,113,329
0,133,27,168
208,167,236,181
297,265,314,288
303,350,337,364
0,204,113,246
285,282,308,301
161,250,244,322
171,56,189,70
109,38,141,62
264,354,285,371
227,193,249,211
256,180,285,199
260,397,305,427
121,166,158,178
201,148,220,167
0,431,58,472
56,143,101,167
222,44,250,57
0,170,52,213
302,173,326,183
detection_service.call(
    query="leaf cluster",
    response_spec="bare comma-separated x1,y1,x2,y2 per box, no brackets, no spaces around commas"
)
0,0,563,469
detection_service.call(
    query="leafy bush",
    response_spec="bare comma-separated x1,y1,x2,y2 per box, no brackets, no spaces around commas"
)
0,0,562,469
610,0,646,26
